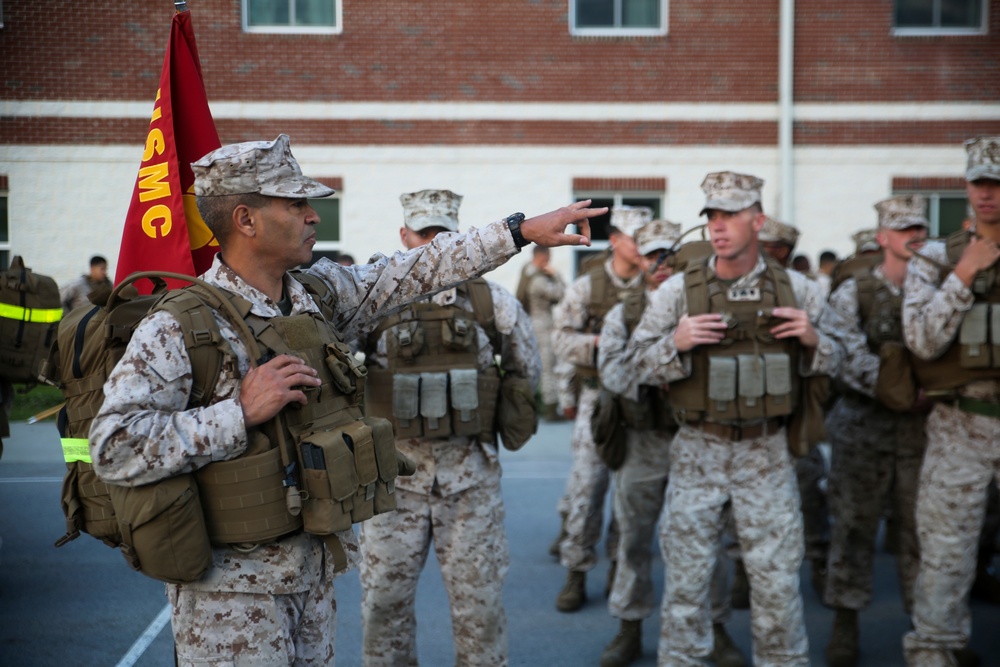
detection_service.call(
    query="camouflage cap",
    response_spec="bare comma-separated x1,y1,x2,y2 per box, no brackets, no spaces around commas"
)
635,219,682,256
852,228,880,254
400,189,462,232
699,171,764,216
965,136,1000,182
191,134,335,199
609,205,654,238
875,194,928,230
758,217,801,248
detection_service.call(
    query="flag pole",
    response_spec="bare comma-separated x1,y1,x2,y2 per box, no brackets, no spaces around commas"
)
174,1,188,12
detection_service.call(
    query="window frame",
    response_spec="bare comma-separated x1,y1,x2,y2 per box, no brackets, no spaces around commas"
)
569,0,669,37
891,0,989,37
242,0,343,35
308,193,345,259
569,190,665,278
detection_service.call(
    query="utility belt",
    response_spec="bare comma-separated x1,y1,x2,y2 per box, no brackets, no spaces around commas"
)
366,366,500,443
684,416,786,441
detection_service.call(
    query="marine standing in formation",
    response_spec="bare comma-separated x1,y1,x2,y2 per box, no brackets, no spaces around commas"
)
552,205,649,612
623,171,840,667
516,245,566,421
87,135,601,666
358,189,541,667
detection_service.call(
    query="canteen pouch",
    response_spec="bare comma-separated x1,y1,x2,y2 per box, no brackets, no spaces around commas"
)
365,416,401,514
477,370,501,445
343,419,378,524
297,429,357,535
497,373,538,451
449,368,481,437
420,372,451,438
442,315,477,351
737,354,766,420
708,357,738,420
392,373,422,438
591,387,627,470
763,353,793,416
109,474,212,584
960,303,990,368
875,341,918,412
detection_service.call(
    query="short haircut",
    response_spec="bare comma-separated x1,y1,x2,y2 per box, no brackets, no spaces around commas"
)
819,250,837,264
196,192,272,246
532,245,550,257
89,255,107,267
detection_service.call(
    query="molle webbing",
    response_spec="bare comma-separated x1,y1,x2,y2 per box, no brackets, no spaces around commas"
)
574,266,643,378
855,273,903,350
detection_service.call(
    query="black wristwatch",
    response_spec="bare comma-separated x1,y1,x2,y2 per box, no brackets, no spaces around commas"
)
505,212,529,249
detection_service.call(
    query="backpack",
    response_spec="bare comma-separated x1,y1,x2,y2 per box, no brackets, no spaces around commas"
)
1,256,62,384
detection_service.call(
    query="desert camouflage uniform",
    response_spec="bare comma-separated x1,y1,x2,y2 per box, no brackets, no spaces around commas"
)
90,221,521,667
819,270,925,614
522,263,566,406
623,255,840,667
359,281,540,667
901,238,1000,666
600,300,733,625
554,257,643,572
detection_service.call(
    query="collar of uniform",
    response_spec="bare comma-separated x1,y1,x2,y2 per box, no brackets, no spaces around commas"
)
206,254,320,318
603,255,644,289
706,254,769,292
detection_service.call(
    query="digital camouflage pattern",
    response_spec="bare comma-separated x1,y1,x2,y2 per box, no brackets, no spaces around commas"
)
400,188,462,233
698,171,764,215
965,136,1000,181
902,238,1000,666
622,255,839,667
553,261,644,572
758,217,800,248
360,281,539,666
192,134,336,199
609,205,654,237
875,194,929,231
90,220,520,663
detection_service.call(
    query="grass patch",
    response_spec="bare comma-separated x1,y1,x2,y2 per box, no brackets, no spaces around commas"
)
8,384,64,422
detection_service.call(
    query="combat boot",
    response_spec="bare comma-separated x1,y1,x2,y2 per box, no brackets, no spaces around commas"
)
824,608,859,667
731,558,750,609
556,570,587,612
600,619,642,667
710,623,747,667
549,512,568,559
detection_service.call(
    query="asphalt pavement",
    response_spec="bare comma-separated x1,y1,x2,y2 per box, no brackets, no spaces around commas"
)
2,418,1000,666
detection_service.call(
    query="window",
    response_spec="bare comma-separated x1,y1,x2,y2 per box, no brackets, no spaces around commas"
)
893,0,987,35
571,192,663,276
303,195,343,268
570,0,668,36
243,0,341,34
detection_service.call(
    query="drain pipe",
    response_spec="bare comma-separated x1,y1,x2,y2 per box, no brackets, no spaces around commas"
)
778,0,795,223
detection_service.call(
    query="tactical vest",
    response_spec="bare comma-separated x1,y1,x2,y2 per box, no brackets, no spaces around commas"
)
617,291,673,431
575,264,644,379
1,256,62,384
48,272,400,581
855,272,904,352
669,257,800,424
912,230,1000,392
364,278,503,443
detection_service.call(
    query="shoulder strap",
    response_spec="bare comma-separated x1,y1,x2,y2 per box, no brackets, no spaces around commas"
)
588,264,608,312
290,270,337,322
622,291,647,337
460,278,501,354
683,257,711,316
854,273,878,324
946,229,971,266
766,258,797,308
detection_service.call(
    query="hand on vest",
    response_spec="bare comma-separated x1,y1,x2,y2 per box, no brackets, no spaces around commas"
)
954,235,1000,288
521,200,603,247
674,313,728,352
238,354,321,428
769,306,818,348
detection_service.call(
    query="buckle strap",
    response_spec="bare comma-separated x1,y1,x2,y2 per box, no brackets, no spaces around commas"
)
689,417,785,441
956,396,1000,419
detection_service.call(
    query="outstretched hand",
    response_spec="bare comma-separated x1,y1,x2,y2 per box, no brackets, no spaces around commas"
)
521,200,605,248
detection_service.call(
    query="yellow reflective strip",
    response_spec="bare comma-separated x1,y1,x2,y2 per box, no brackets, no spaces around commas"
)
61,438,92,464
0,302,63,323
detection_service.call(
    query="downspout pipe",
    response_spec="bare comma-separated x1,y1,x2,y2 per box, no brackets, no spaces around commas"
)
778,0,795,223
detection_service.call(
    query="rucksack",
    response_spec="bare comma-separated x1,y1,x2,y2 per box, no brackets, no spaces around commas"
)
1,256,62,384
43,271,243,553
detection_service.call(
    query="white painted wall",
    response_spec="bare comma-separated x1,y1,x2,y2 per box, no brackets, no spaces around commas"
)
0,143,969,294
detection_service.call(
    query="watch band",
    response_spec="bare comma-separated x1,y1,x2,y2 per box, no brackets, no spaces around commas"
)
505,212,528,249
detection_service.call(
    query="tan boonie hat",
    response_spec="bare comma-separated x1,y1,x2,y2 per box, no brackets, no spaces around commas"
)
852,228,880,254
758,217,801,248
400,189,462,233
635,220,682,256
965,137,1000,182
609,205,654,238
875,194,929,230
192,134,335,198
699,171,764,216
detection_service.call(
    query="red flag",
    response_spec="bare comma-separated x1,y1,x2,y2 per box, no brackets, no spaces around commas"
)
115,9,221,290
